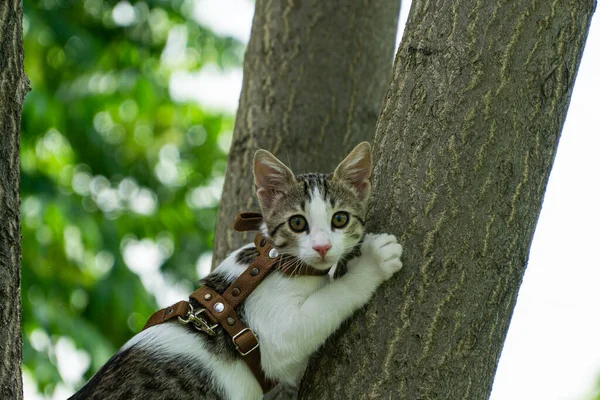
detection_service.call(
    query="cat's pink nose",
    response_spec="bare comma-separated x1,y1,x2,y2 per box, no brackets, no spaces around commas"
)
312,243,332,258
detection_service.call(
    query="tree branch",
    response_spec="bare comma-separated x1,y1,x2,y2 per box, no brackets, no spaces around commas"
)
300,1,596,398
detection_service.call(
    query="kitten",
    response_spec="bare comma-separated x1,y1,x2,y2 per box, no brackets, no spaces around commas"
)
70,142,403,400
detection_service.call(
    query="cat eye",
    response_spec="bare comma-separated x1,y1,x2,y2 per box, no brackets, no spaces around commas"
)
289,215,308,232
331,212,349,229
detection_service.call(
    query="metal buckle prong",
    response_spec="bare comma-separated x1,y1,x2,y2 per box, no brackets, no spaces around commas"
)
232,328,260,356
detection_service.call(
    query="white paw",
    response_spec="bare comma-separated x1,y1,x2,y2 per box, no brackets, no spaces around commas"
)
362,233,403,280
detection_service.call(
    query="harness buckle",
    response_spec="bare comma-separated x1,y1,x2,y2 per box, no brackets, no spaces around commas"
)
178,304,218,336
232,328,260,356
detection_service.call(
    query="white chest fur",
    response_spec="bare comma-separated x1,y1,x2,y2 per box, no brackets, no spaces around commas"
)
245,272,329,384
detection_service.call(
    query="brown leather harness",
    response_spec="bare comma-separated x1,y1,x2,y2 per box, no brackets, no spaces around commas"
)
142,212,330,393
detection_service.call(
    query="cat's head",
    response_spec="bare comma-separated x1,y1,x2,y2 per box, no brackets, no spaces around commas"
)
253,142,372,270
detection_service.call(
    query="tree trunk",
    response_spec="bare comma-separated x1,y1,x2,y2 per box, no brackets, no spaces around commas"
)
300,1,595,399
0,1,28,399
212,0,401,267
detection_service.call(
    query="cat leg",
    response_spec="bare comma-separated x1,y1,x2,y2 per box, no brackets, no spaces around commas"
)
297,233,402,340
262,233,403,381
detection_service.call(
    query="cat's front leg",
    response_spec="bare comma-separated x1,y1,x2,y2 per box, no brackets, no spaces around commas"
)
285,234,403,355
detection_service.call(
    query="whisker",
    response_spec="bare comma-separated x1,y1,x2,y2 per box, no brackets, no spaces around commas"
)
292,260,302,276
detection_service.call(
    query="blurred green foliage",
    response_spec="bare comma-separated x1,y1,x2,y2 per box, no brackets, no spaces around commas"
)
21,0,243,396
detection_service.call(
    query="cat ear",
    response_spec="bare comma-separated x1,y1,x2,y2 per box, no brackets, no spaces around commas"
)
333,142,372,198
254,149,296,209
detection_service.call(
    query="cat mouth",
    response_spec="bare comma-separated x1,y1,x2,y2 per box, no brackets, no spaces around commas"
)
281,254,334,270
305,257,337,270
279,251,338,271
278,256,332,276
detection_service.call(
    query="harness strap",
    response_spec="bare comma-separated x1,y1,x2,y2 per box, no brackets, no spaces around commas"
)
223,233,282,308
189,286,273,391
143,300,190,329
234,212,263,232
142,212,330,394
190,233,281,391
143,232,281,393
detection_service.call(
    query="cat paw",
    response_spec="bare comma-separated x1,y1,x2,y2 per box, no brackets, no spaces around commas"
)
362,233,403,280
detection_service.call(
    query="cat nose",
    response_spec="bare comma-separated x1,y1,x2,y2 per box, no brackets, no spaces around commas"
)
312,243,332,258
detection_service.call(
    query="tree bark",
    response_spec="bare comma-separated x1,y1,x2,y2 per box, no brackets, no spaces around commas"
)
0,1,28,399
300,1,595,399
212,0,401,267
